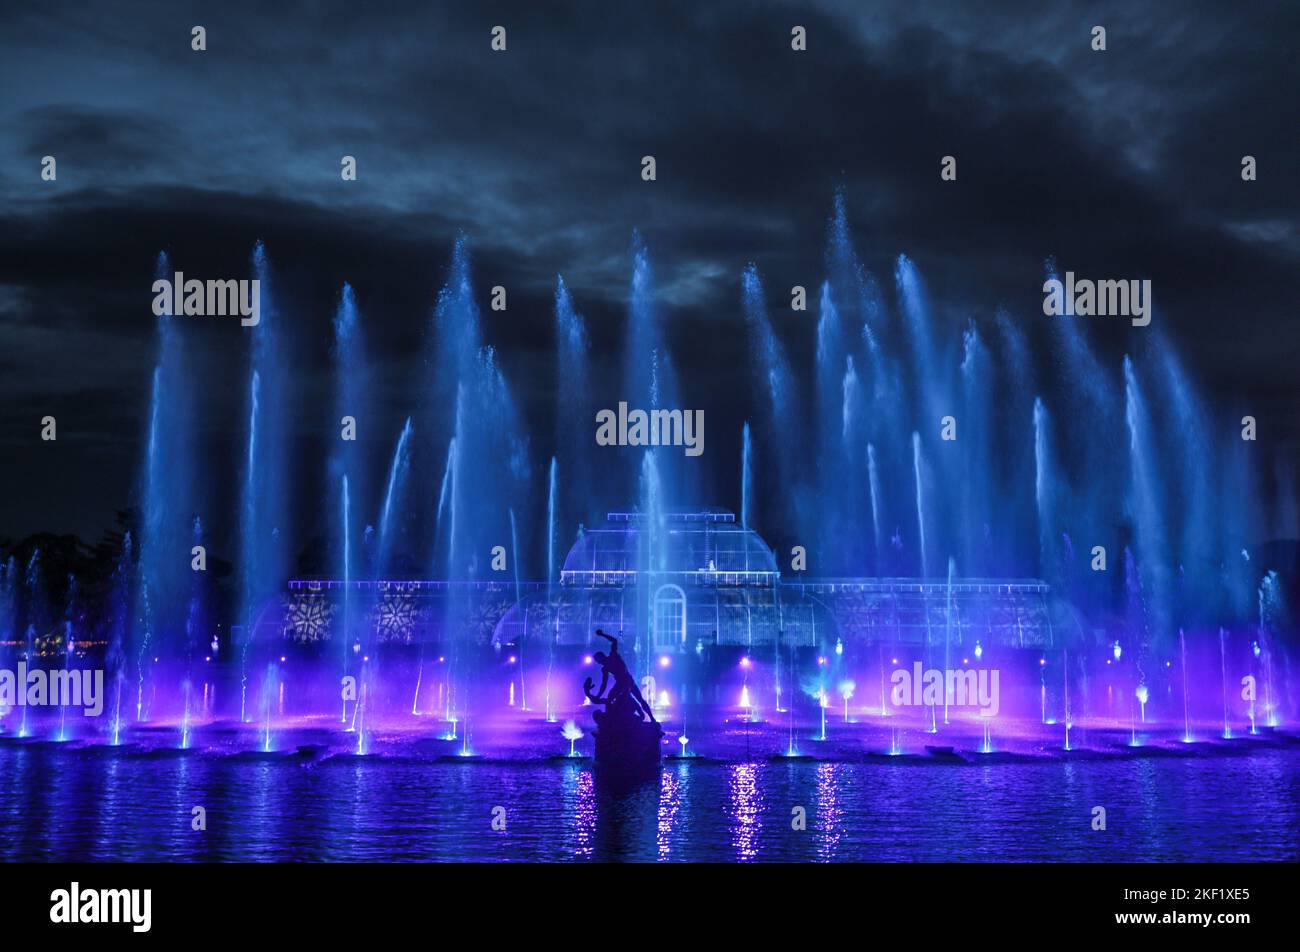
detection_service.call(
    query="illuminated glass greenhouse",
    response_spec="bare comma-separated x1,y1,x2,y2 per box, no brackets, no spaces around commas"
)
285,510,1064,656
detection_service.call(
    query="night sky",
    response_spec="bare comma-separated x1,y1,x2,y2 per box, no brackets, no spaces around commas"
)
1,0,1297,549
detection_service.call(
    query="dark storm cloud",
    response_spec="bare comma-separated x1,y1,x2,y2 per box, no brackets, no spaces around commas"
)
18,105,184,179
0,0,1296,539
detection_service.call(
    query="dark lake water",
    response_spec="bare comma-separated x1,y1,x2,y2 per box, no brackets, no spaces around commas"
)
2,743,1297,862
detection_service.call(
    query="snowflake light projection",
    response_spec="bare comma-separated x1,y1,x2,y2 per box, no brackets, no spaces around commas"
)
466,590,515,646
287,595,334,644
372,588,419,644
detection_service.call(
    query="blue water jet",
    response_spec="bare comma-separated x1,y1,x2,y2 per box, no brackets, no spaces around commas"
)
377,417,414,577
239,242,290,722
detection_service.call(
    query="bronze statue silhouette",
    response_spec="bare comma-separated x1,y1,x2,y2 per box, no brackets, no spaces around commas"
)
584,629,659,725
585,629,662,786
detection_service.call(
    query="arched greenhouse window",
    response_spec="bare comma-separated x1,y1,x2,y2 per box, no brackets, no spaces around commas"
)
652,584,687,650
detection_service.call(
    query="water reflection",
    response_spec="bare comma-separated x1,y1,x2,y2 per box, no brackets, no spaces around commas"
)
657,769,680,860
0,746,1294,862
728,763,764,861
571,767,596,859
592,777,659,862
815,762,845,861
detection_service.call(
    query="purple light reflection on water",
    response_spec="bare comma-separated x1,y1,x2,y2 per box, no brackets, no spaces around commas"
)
0,742,1297,861
728,763,764,861
815,762,845,861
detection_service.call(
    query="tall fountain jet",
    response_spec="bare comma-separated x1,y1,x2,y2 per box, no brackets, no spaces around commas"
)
425,238,529,741
238,242,291,722
814,283,848,572
1124,355,1172,649
912,432,930,579
181,516,206,748
896,254,951,573
20,551,42,737
555,277,595,526
341,473,354,726
105,534,134,744
414,436,458,719
57,577,76,742
638,451,667,685
1258,572,1283,728
818,192,878,575
840,354,870,572
624,234,684,502
896,255,943,428
332,282,370,549
543,457,561,719
741,264,798,533
867,443,884,572
377,417,414,578
139,250,196,719
433,240,527,579
332,284,369,719
1033,397,1057,583
960,322,992,575
1154,336,1222,621
509,507,526,713
741,422,753,532
1042,255,1120,600
994,309,1039,573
